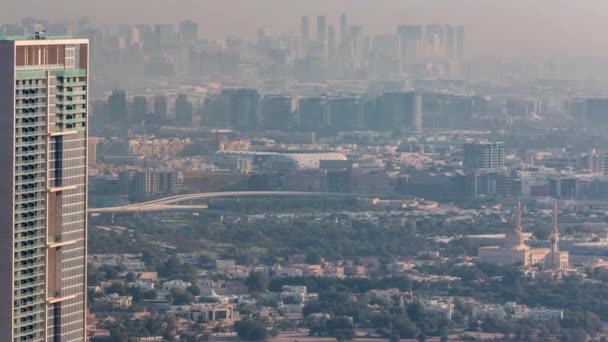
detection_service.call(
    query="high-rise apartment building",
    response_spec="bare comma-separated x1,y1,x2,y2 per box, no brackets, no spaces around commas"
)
463,142,505,170
0,35,89,341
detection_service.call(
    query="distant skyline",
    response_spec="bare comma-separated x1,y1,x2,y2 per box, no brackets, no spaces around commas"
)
2,0,607,58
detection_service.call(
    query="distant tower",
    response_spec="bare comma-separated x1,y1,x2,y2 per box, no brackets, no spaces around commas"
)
301,16,310,47
340,13,348,49
327,25,336,58
505,199,526,249
316,16,326,45
550,200,560,271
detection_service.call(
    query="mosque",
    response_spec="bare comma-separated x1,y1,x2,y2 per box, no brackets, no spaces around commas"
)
478,200,568,269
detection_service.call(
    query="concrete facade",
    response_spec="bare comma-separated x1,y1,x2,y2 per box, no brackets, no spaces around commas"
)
0,36,89,341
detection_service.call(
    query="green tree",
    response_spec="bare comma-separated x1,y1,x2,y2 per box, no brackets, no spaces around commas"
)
187,284,201,296
246,272,269,293
234,319,267,341
305,251,322,265
171,289,194,305
126,272,136,282
393,317,419,339
326,316,355,341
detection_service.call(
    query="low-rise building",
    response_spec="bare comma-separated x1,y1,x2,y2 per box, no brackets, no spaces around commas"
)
101,293,133,309
163,279,192,292
191,302,239,323
280,285,308,304
216,259,236,274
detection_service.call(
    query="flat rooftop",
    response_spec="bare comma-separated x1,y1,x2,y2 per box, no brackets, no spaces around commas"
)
0,35,70,41
0,35,87,46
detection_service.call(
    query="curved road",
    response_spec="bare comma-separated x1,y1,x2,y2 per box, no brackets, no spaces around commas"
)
89,191,369,214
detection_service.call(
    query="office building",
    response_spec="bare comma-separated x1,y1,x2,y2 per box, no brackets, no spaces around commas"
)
327,25,336,59
230,88,260,130
376,92,422,132
174,93,193,125
463,142,505,170
261,95,296,130
548,176,576,199
301,16,310,49
327,96,364,131
455,25,465,59
153,94,168,122
397,25,423,62
426,24,445,58
107,89,127,122
457,169,520,197
422,94,474,129
131,95,147,123
153,24,176,49
0,35,89,341
348,26,365,67
298,97,327,131
316,16,326,45
340,14,348,49
581,98,608,126
179,20,198,43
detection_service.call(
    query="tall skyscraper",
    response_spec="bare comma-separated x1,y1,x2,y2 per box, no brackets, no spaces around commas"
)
455,25,465,60
445,25,456,59
463,142,505,170
154,24,176,50
426,24,445,58
316,16,326,46
0,35,89,341
340,14,348,49
327,25,336,59
397,24,423,64
301,16,310,48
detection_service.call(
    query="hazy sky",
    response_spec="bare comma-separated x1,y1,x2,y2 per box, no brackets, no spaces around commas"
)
2,0,607,57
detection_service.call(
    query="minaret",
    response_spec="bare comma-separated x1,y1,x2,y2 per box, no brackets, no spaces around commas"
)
515,199,523,232
505,199,526,249
550,199,560,270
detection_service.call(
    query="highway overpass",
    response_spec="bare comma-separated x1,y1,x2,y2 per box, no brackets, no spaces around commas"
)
88,191,368,214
